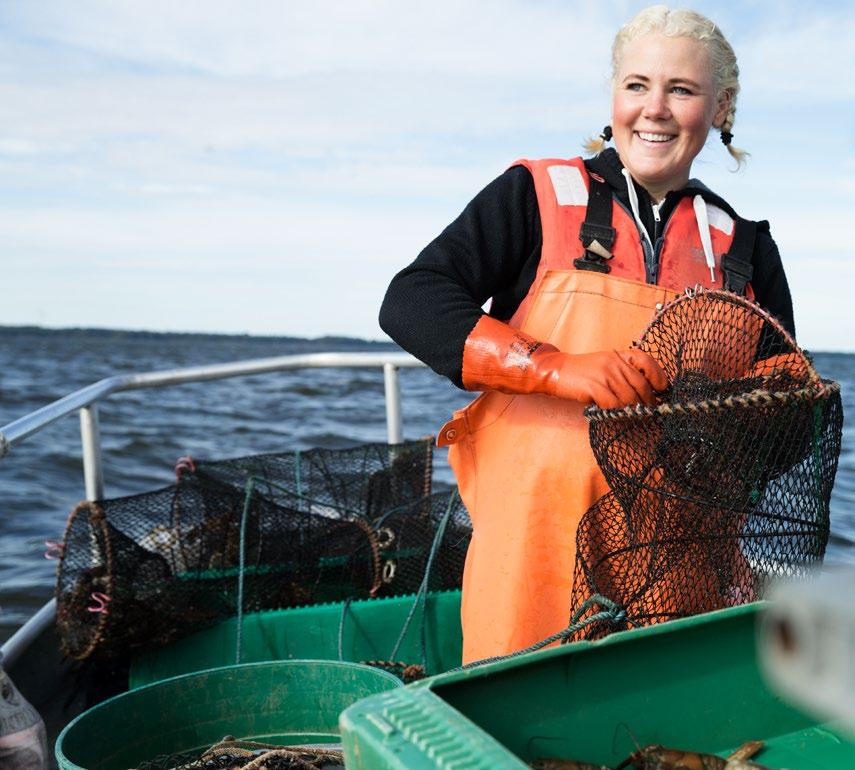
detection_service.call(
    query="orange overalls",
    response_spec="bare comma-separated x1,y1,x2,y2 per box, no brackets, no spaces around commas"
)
439,157,748,663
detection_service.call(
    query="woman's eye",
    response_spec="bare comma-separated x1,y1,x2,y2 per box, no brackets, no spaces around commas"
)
626,82,645,92
672,86,693,95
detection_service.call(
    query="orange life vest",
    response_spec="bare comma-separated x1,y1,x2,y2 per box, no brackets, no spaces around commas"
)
441,157,755,663
509,157,752,326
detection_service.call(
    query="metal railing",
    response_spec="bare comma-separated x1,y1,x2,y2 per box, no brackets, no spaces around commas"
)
0,350,426,665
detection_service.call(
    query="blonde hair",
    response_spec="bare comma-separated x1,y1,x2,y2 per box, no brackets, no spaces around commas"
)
585,4,747,167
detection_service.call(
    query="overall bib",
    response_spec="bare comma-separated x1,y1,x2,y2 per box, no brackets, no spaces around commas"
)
439,158,747,663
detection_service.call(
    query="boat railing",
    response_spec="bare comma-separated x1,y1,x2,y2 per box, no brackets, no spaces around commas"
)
0,350,426,666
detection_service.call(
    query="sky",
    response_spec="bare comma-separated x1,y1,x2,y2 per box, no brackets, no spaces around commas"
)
1,1,853,350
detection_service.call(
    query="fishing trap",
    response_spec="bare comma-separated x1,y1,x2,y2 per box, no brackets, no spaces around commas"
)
55,439,471,661
570,289,843,639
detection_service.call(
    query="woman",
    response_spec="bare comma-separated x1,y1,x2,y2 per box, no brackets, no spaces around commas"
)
379,5,794,664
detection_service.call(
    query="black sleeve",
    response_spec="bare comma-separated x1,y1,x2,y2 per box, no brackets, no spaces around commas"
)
750,222,796,339
378,165,541,388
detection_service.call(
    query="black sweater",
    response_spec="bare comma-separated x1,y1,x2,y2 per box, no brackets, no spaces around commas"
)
379,149,795,388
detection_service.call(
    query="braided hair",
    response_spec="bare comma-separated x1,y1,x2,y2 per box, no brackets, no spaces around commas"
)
586,5,748,167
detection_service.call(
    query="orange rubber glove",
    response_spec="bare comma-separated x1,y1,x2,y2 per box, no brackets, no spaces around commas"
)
461,316,668,409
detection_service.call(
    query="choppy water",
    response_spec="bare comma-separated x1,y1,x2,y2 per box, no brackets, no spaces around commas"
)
1,328,852,644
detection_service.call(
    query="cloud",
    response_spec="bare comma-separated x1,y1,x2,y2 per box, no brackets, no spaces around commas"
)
138,183,216,197
0,0,853,349
737,12,855,101
0,139,43,156
2,1,615,81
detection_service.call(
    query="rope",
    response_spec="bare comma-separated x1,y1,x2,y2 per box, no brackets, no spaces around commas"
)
457,594,626,671
389,489,458,667
361,659,426,683
60,502,113,661
347,517,383,596
586,381,840,423
332,489,457,678
811,400,826,504
229,457,454,669
198,740,343,770
240,749,320,770
233,472,442,666
235,476,256,664
337,597,353,661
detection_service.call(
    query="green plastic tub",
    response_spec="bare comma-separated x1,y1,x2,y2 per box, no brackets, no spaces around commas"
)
130,590,463,688
340,603,855,770
56,660,400,770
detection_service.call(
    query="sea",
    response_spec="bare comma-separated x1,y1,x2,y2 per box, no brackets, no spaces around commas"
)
1,327,853,645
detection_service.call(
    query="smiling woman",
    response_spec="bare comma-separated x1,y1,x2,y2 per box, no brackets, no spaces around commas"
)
378,4,796,665
589,5,747,173
611,33,730,201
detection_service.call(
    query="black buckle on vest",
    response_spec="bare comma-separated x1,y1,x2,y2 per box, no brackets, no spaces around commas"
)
722,253,753,294
573,253,611,273
579,222,616,252
575,222,615,273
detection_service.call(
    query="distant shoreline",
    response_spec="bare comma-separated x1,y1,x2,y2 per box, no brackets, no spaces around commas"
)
0,324,848,356
0,324,395,347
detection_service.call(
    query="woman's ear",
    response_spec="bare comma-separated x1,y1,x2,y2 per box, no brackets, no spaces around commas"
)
713,89,732,128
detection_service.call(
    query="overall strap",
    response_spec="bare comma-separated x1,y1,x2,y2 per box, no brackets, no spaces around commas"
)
721,217,756,295
574,173,615,274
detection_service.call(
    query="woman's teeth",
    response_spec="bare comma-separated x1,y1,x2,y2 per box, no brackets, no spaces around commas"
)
637,132,675,142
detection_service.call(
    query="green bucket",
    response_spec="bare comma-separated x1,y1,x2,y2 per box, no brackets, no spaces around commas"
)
56,659,401,770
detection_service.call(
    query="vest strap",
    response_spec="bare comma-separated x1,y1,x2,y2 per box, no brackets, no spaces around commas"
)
575,174,615,274
721,217,756,295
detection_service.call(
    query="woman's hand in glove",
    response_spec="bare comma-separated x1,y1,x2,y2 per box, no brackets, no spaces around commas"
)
462,316,668,409
536,348,667,408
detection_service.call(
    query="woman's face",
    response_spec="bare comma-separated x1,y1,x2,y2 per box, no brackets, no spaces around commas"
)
611,32,729,199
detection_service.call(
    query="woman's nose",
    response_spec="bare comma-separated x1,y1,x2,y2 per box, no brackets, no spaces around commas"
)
642,89,671,119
